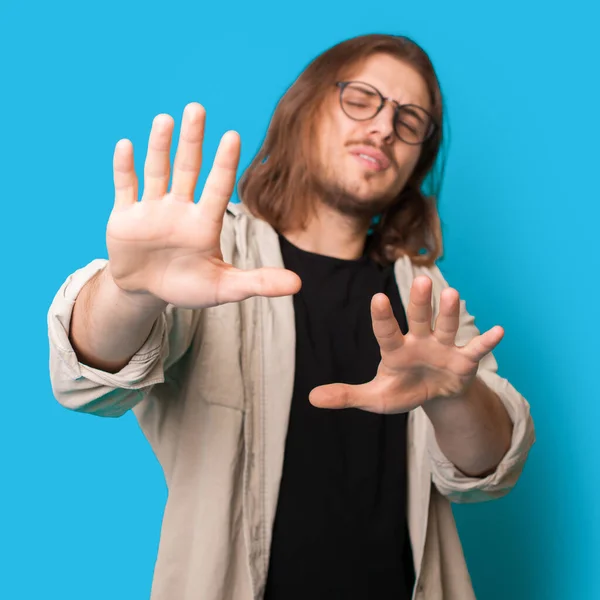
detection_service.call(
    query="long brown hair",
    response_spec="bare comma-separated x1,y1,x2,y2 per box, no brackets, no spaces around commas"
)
238,34,446,267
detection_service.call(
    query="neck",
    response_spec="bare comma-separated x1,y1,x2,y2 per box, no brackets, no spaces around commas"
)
281,203,371,260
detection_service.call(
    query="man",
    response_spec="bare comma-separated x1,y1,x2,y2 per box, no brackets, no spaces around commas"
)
48,34,535,600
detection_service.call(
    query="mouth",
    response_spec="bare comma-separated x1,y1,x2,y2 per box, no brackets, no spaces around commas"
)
349,146,391,172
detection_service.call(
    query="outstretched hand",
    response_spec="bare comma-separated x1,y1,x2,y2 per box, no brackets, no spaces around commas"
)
106,102,301,309
309,276,503,413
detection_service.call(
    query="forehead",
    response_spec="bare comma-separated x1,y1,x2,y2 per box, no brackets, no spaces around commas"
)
345,53,431,109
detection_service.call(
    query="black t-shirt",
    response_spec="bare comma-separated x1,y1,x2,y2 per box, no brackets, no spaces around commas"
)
264,234,415,600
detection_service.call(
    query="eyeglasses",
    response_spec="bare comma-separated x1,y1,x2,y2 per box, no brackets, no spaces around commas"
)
336,81,437,145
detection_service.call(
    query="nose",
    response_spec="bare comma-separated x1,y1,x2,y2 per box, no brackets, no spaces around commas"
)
367,101,396,143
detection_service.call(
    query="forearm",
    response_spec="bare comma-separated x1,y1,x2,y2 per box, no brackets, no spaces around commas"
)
69,264,167,374
422,376,513,477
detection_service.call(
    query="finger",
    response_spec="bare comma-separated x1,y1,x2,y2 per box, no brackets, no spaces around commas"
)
433,288,460,346
170,103,206,200
113,139,138,209
407,276,433,337
460,326,504,363
142,114,174,201
371,293,405,353
198,131,241,226
309,382,374,410
217,266,302,303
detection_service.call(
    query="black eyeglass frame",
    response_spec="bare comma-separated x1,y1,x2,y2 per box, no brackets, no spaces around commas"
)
336,80,438,146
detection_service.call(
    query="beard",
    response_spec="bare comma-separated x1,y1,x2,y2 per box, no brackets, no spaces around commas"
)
312,166,399,220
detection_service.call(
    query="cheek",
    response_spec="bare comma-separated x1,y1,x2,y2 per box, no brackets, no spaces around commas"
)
319,121,354,172
328,110,363,148
394,147,422,181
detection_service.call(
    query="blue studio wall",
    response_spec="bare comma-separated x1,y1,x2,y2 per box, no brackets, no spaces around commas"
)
1,0,598,598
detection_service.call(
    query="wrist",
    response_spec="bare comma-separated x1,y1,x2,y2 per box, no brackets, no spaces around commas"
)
102,264,168,314
422,376,480,420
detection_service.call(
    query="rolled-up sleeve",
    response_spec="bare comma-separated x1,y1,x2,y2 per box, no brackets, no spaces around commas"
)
424,265,536,503
48,259,197,418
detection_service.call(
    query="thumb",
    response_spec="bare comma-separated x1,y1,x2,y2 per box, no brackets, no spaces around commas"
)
309,383,359,410
218,267,302,303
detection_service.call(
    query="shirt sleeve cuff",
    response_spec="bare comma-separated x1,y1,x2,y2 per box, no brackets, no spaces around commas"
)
48,259,168,415
427,368,536,503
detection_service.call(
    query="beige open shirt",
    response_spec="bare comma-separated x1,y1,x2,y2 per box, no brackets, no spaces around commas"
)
47,202,535,600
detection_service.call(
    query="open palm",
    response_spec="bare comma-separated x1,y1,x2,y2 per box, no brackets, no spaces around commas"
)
309,276,504,413
106,103,301,309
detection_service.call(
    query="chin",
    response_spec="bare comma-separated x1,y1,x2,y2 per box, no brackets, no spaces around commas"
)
323,187,396,220
316,169,400,217
352,172,400,197
350,180,399,205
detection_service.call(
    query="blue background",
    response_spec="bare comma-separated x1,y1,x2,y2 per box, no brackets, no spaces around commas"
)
1,0,598,598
